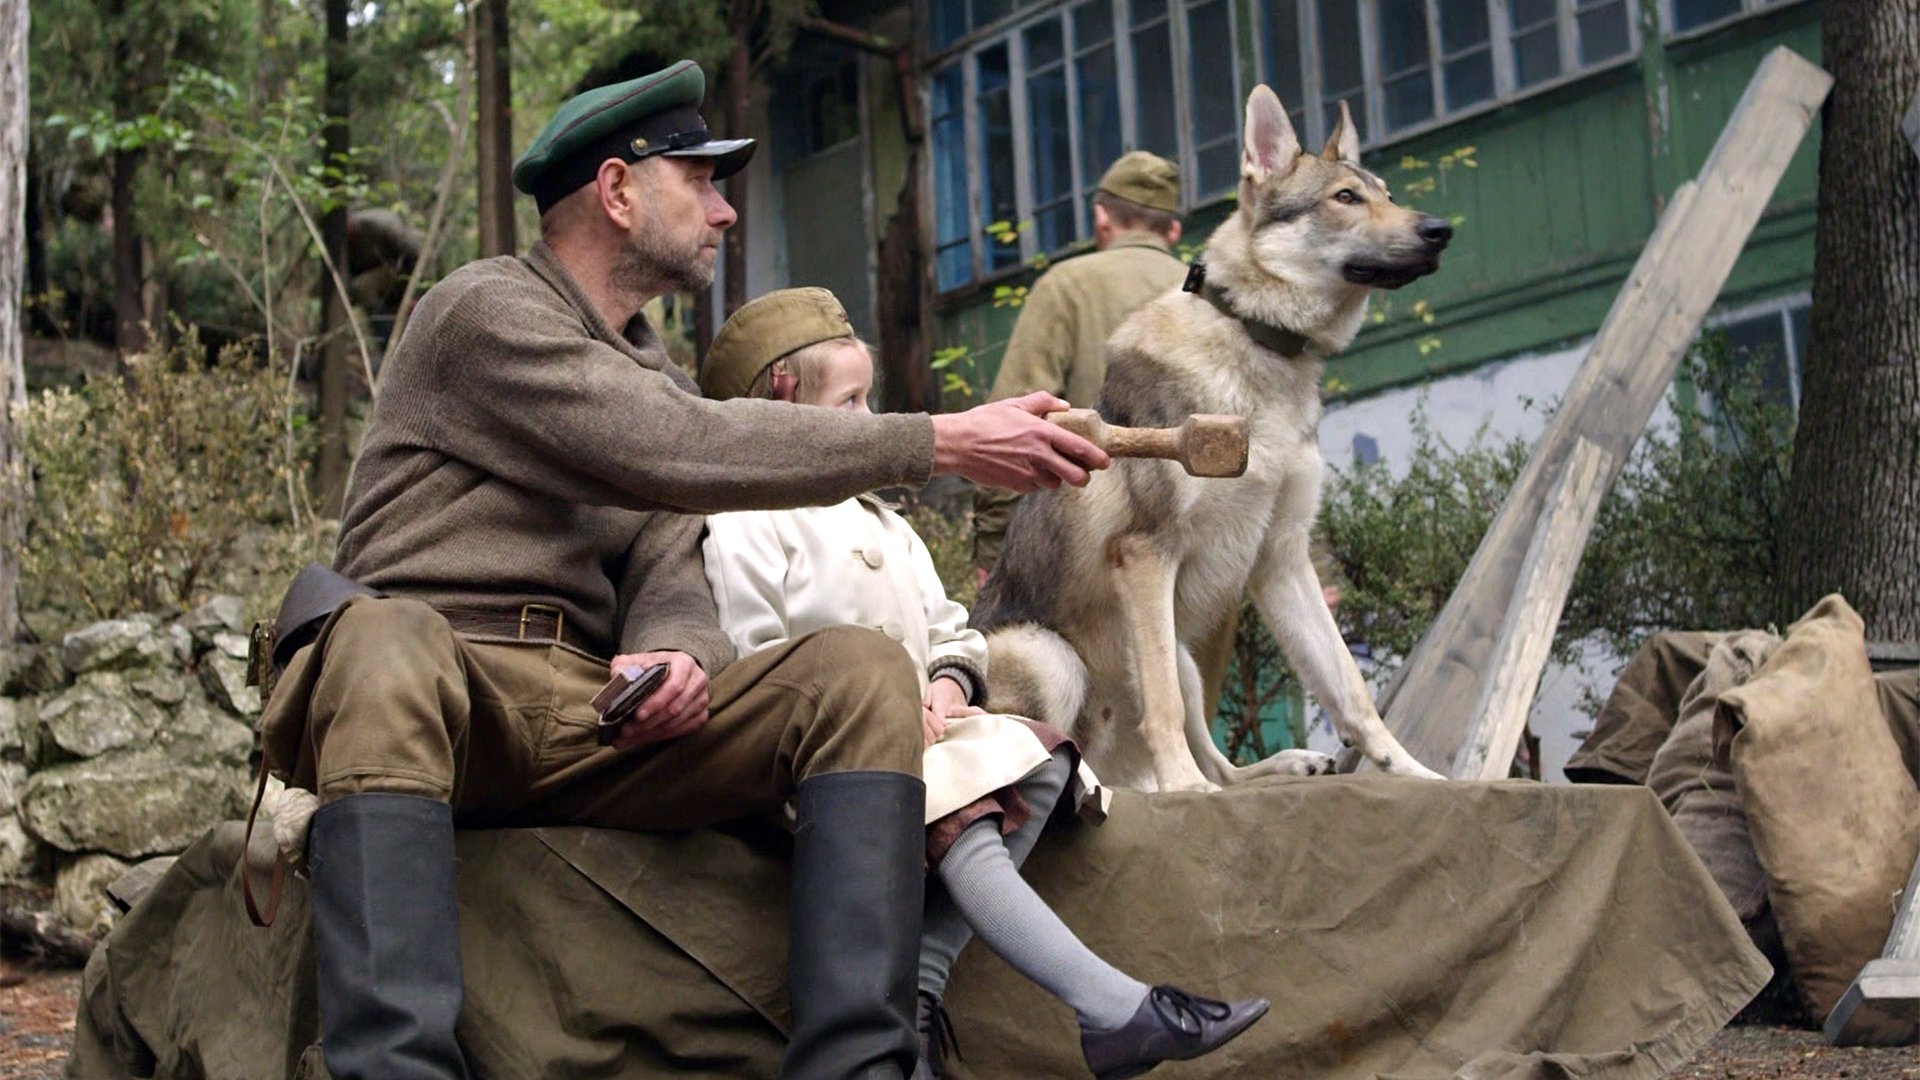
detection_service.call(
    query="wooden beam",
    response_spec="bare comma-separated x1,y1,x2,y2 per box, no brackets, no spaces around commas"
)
1352,47,1833,775
1452,438,1612,780
1824,850,1920,1045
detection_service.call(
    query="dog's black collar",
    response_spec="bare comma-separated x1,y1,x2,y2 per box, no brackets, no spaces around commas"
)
1182,262,1310,358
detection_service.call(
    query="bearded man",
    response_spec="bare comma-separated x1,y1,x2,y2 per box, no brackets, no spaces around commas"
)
258,60,1106,1080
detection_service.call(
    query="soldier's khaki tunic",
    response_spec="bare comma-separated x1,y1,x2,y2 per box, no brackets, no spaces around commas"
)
971,231,1187,571
260,242,936,827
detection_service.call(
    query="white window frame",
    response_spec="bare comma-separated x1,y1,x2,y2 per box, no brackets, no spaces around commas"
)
1253,0,1642,153
1660,0,1798,43
925,0,1245,291
1705,290,1812,411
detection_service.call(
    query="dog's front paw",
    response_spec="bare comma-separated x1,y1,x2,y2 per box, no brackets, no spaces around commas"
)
1270,749,1337,776
1384,756,1443,780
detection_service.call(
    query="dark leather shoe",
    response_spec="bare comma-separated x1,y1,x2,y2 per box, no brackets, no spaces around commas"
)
915,990,958,1078
1080,985,1269,1080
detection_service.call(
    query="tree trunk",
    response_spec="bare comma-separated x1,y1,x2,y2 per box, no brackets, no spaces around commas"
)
474,0,516,258
317,0,351,516
721,0,753,319
1,0,27,647
110,147,144,354
876,52,930,413
1778,2,1920,640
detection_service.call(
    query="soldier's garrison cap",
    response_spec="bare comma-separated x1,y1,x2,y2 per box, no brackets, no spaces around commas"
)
700,288,857,401
1097,151,1181,214
512,61,755,214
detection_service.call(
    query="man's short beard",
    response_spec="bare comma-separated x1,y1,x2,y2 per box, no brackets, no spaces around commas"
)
612,214,714,297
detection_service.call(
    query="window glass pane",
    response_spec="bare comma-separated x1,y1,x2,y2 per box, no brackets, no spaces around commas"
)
931,0,968,50
1132,21,1178,157
1384,72,1434,130
1438,0,1491,55
1035,200,1075,252
1670,0,1741,32
1512,24,1561,86
1028,44,1073,232
1509,0,1555,28
974,0,1013,30
1077,42,1123,186
1263,0,1304,111
1133,0,1168,21
1721,313,1795,411
1025,18,1065,68
1076,0,1114,46
1577,2,1629,64
1195,139,1238,194
1319,0,1366,138
931,65,970,284
1378,0,1431,75
978,45,1021,272
1187,0,1238,145
1789,303,1811,375
1443,49,1494,109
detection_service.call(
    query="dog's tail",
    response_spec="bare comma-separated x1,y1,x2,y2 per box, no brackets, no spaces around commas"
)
983,623,1087,731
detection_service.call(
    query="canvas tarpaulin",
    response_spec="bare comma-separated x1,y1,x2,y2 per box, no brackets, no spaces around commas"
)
69,777,1769,1080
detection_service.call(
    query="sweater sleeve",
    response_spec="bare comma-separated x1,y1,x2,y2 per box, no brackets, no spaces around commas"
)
700,511,795,660
424,278,934,513
613,511,735,675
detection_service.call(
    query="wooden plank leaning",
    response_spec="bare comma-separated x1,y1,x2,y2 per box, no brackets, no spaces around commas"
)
1343,47,1834,776
1452,437,1611,780
1824,849,1920,1045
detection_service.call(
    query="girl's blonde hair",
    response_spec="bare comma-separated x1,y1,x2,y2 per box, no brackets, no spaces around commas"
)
748,335,877,405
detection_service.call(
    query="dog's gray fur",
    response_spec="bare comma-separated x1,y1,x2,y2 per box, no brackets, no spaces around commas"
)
973,86,1453,791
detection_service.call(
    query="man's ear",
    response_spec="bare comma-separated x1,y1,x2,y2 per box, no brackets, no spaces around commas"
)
596,159,641,229
1321,100,1362,163
1241,84,1301,187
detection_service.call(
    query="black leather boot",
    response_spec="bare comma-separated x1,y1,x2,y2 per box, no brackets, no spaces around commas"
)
779,770,927,1080
308,793,471,1080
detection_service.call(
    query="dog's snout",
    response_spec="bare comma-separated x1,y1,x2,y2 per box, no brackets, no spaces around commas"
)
1417,216,1453,248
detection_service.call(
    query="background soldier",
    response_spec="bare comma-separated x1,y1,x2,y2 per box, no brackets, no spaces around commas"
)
971,151,1186,582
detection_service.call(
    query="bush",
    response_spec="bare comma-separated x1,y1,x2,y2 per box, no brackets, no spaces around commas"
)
1223,332,1794,742
7,333,325,630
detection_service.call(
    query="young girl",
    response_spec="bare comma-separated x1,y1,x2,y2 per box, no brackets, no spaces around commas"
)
697,288,1267,1080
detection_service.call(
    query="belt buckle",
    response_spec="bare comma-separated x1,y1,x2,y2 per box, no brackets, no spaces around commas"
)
518,603,565,643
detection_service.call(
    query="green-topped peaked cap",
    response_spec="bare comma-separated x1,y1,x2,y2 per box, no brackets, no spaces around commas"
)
512,60,755,214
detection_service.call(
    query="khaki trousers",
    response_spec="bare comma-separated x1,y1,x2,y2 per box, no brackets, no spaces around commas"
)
262,596,924,828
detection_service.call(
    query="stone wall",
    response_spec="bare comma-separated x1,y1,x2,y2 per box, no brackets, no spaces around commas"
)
1,596,260,939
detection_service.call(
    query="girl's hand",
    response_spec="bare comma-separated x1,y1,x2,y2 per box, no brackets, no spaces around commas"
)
922,675,982,746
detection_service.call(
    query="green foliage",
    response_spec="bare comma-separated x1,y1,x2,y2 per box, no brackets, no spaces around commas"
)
1318,409,1529,662
7,333,324,626
1565,334,1797,655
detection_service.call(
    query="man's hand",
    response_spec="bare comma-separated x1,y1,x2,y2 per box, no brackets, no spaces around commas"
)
922,675,982,748
930,392,1110,493
603,650,709,749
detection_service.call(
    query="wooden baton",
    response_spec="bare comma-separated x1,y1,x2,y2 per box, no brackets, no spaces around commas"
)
1047,408,1250,478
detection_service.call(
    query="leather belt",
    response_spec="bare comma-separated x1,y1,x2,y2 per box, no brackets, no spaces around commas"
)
437,603,604,656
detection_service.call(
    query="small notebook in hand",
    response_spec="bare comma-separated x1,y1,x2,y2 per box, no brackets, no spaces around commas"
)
590,662,669,745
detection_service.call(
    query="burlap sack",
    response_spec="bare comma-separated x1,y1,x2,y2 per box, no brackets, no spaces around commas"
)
1646,630,1780,922
1714,594,1920,1022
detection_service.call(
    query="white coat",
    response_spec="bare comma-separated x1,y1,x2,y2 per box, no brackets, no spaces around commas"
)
703,497,1079,823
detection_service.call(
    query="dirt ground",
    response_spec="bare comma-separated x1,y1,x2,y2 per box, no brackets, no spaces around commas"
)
3,957,1915,1079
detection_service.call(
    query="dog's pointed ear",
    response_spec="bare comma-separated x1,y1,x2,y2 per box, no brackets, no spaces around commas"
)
1322,100,1362,163
1241,84,1300,186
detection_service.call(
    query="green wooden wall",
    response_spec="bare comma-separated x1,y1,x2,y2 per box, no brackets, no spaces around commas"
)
932,0,1823,404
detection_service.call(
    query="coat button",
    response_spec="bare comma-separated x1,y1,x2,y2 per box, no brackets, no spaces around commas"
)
860,548,885,569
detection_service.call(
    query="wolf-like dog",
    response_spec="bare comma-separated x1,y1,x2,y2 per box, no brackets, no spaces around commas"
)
972,85,1450,791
